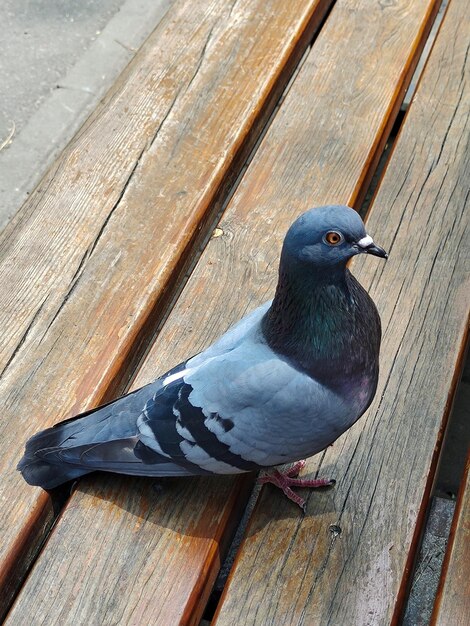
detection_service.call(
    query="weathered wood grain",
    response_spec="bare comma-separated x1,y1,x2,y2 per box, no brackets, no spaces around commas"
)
4,0,441,623
212,0,470,623
0,0,332,615
431,451,470,626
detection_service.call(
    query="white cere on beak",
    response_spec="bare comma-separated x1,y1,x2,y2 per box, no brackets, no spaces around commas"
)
357,235,374,248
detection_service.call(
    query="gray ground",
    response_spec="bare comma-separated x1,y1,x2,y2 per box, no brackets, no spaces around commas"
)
0,0,171,229
0,0,125,139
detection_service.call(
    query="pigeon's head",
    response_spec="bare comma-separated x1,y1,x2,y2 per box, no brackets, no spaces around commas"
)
282,205,387,273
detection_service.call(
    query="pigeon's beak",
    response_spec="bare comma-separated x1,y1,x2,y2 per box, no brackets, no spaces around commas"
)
356,235,388,259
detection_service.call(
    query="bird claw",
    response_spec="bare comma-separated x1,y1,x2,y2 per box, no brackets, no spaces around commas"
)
259,463,335,512
284,459,306,478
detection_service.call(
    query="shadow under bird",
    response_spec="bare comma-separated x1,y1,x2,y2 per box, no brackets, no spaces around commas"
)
18,205,388,510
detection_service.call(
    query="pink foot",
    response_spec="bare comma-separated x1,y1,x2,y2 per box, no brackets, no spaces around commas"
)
284,459,306,477
258,462,335,512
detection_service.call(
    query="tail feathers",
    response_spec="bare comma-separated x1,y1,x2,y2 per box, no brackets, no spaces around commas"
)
17,379,190,489
18,457,90,490
17,428,142,489
17,383,155,489
18,422,93,489
18,429,191,488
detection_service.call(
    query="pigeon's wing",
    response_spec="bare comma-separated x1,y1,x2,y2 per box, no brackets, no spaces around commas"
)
139,318,351,473
134,303,277,475
20,303,275,485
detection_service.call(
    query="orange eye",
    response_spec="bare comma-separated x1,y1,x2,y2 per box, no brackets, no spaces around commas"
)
324,231,343,245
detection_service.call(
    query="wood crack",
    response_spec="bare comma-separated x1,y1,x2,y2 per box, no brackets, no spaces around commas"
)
183,20,218,97
88,144,146,261
0,295,49,379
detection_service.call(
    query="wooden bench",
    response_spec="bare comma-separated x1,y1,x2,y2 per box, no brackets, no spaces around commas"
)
1,0,468,623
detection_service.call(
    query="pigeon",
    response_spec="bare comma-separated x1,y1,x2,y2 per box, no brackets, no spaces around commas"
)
18,205,387,510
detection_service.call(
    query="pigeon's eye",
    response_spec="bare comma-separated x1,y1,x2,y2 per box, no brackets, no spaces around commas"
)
324,231,343,246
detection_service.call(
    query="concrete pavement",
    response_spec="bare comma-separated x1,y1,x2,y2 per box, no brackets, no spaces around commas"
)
0,0,171,230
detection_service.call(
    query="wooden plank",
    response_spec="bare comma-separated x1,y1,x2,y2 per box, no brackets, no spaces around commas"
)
212,0,470,623
431,451,470,626
4,0,441,624
0,0,332,616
